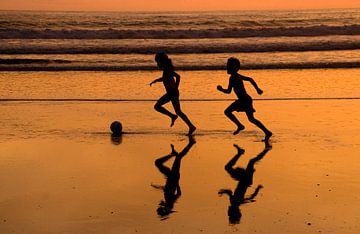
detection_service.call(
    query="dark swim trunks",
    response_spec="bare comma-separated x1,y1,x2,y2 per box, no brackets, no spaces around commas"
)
231,95,255,112
167,89,180,98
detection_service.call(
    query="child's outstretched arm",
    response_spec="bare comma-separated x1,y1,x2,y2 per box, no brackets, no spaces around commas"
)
244,185,263,202
217,78,233,94
218,189,233,197
242,76,263,94
149,77,163,86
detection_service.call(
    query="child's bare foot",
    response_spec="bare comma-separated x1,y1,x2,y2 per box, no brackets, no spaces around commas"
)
170,115,178,127
187,125,196,136
233,125,245,135
263,131,273,142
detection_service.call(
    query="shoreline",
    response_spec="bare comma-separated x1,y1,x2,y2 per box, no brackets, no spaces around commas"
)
2,63,360,71
1,97,360,102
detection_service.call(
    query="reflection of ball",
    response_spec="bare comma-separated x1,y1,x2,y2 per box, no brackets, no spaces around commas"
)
110,121,122,136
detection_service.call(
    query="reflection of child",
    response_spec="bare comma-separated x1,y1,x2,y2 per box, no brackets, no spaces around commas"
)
152,136,196,219
217,57,272,141
150,52,196,135
218,143,271,224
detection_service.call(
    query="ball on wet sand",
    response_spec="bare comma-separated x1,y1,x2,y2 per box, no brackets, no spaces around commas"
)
110,121,122,135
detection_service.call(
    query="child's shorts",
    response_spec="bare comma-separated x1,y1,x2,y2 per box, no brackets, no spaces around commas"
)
231,96,255,113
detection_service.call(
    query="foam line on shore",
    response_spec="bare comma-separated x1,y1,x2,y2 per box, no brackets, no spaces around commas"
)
1,97,360,102
1,62,360,71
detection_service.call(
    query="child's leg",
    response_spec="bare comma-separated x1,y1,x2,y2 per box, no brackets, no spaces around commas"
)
154,94,178,126
245,112,272,141
224,103,245,135
155,154,173,177
171,98,196,135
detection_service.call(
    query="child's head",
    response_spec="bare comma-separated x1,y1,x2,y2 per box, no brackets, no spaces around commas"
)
155,52,174,71
228,205,242,224
227,57,241,74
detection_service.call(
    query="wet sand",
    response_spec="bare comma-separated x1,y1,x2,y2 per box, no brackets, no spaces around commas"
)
0,99,360,233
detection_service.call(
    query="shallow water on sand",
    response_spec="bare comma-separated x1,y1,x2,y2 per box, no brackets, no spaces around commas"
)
1,69,360,100
0,98,360,233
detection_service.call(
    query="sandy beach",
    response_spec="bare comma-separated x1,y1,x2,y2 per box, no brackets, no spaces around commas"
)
1,69,360,233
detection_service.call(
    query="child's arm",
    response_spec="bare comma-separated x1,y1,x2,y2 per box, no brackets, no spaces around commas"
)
242,75,263,95
149,77,163,86
218,189,233,197
217,78,233,94
244,185,263,202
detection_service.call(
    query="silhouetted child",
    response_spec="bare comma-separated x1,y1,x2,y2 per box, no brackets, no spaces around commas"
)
151,136,196,219
218,143,271,224
150,52,196,135
217,57,272,141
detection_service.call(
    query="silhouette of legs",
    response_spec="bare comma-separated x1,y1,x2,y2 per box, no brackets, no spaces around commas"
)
154,94,178,127
154,149,175,177
154,93,196,135
224,103,245,135
246,143,271,174
245,111,272,141
154,137,195,182
152,136,196,218
219,142,271,224
225,144,245,173
171,98,196,135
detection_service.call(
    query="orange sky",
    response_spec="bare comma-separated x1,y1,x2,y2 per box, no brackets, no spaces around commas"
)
0,0,359,11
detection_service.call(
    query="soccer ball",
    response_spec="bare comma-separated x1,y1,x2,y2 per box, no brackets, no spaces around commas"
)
110,121,122,136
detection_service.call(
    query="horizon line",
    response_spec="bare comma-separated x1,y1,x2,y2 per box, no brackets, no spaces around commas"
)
0,7,359,13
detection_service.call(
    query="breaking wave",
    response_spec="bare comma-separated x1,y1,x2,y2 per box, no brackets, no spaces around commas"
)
1,25,360,39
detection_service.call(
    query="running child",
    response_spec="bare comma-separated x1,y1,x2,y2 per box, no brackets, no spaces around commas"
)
150,52,196,135
217,57,272,141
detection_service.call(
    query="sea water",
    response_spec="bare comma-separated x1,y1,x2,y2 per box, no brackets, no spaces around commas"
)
0,9,360,70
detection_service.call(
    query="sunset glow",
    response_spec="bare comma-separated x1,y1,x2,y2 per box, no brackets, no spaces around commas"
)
0,0,359,11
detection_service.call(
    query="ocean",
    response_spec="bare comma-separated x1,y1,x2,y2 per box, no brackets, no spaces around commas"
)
0,9,360,71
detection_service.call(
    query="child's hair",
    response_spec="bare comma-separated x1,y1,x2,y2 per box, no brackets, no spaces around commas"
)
155,52,174,71
227,57,241,72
